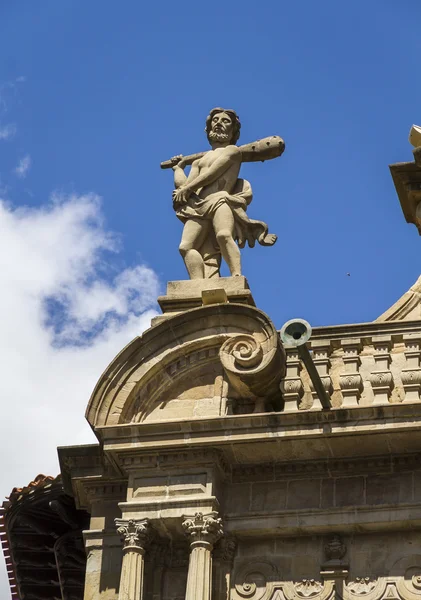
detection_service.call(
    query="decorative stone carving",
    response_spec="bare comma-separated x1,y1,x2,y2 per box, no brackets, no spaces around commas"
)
162,108,284,279
86,302,286,426
183,512,223,600
280,348,304,411
392,555,421,600
295,579,324,597
347,577,377,595
232,561,278,600
309,341,333,410
115,518,153,600
324,535,346,562
213,535,237,565
401,335,421,401
219,328,286,408
182,512,223,547
115,519,153,551
369,336,394,404
339,339,363,407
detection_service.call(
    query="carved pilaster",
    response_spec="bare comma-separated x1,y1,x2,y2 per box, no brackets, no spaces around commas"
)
280,348,304,411
183,512,223,600
309,341,333,410
401,334,421,401
339,339,363,407
115,519,153,600
213,536,237,600
369,336,394,405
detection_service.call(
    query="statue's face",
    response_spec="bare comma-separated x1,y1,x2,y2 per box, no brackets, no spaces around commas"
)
210,112,234,140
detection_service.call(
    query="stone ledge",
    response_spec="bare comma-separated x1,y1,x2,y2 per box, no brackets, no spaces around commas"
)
225,503,421,536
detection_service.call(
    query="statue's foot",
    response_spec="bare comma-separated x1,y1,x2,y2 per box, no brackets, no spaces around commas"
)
260,233,277,246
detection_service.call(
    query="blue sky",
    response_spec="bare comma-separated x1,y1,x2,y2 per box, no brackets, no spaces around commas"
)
0,0,421,594
1,0,421,327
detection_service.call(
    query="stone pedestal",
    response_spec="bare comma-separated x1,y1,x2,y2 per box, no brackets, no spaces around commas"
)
153,276,255,325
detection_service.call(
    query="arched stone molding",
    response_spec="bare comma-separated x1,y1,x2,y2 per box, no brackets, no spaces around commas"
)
391,555,421,600
231,560,335,600
86,303,285,428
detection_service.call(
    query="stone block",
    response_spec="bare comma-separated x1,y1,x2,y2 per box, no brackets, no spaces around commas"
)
286,479,321,510
251,481,287,512
321,478,334,508
225,483,251,514
157,276,255,317
335,476,365,507
366,473,413,505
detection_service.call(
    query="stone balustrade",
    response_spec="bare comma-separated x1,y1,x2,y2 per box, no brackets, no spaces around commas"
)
280,326,421,410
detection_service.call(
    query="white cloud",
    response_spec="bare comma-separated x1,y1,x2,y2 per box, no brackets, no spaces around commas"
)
0,123,16,140
14,154,31,178
0,193,160,593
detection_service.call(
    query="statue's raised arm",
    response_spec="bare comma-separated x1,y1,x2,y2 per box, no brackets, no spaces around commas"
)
162,107,285,280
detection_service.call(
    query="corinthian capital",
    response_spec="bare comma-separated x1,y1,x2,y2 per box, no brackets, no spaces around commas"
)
115,518,153,551
182,512,223,547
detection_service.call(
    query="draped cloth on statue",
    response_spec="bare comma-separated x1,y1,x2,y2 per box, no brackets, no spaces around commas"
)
175,178,273,278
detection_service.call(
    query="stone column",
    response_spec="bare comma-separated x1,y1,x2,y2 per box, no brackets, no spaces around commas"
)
115,518,153,600
182,512,223,600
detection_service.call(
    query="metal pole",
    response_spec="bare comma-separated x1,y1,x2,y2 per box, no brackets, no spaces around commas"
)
297,345,332,410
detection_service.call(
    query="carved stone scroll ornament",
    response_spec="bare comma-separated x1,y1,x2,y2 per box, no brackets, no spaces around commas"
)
232,561,279,600
219,330,286,406
232,562,334,600
392,555,421,600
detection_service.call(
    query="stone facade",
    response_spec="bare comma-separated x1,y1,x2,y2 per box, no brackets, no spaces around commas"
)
50,276,421,600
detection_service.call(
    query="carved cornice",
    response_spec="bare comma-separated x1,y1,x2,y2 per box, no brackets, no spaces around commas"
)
118,448,230,478
115,518,153,552
182,512,223,547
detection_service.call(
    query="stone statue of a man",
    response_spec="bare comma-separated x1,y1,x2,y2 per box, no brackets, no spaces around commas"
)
170,108,280,279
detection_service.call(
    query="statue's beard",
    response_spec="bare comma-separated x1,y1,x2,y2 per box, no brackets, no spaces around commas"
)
208,130,231,143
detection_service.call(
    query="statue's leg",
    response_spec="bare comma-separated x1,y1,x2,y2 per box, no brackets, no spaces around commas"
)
179,219,209,279
212,204,241,277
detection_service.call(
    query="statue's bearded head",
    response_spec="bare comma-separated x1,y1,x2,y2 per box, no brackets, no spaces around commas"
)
205,108,241,145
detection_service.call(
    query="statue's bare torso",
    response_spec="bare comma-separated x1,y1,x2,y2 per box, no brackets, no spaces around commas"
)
192,146,241,200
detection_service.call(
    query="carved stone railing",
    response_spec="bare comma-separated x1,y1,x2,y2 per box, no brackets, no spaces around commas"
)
280,326,421,411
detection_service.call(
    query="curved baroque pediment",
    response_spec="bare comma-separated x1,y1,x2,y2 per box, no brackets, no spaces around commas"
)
86,303,286,428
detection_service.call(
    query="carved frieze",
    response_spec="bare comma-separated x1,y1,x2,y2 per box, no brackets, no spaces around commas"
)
295,579,324,597
347,577,377,595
